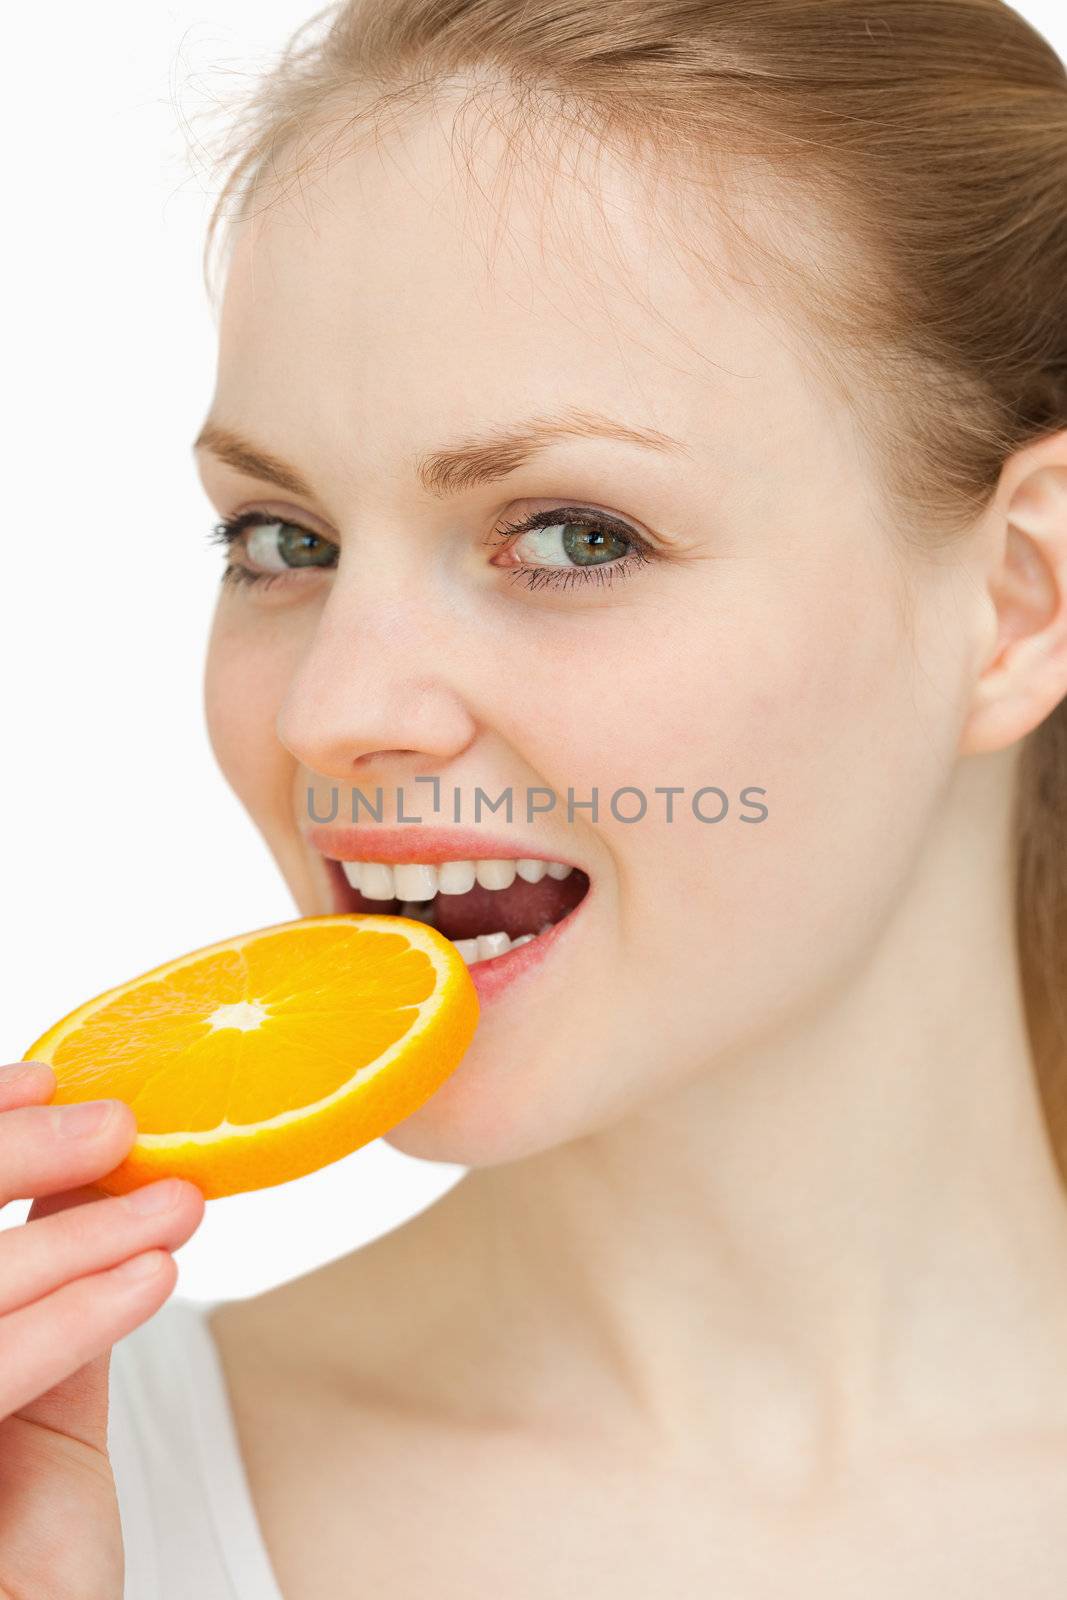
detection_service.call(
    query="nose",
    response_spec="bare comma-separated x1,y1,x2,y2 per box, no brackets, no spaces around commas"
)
275,568,478,782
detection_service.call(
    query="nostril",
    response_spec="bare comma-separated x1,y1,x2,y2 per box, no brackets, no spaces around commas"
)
351,750,422,767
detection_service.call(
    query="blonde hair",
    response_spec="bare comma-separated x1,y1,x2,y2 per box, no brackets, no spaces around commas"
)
203,0,1067,1177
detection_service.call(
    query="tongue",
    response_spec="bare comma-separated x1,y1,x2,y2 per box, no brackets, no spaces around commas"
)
431,872,587,940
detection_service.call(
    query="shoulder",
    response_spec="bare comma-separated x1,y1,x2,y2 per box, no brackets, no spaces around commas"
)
204,1267,356,1438
203,1201,492,1420
205,1249,383,1398
202,1246,426,1464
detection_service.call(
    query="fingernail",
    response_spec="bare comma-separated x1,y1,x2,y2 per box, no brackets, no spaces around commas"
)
113,1250,166,1283
123,1180,182,1216
55,1099,120,1138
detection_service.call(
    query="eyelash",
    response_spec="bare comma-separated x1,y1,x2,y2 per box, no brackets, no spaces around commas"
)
206,506,654,593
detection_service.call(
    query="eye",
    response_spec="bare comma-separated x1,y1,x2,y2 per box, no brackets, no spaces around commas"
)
488,506,654,592
208,512,338,589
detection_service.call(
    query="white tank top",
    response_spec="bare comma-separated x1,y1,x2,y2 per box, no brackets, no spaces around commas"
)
107,1295,286,1600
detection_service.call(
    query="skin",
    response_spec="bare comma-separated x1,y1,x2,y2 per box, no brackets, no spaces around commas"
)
0,1077,204,1600
193,89,1067,1595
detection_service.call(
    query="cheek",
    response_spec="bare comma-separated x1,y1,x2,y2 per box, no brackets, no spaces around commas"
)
564,550,950,990
203,604,299,818
500,556,912,834
578,547,920,805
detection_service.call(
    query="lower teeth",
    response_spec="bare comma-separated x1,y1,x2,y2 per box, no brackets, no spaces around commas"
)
451,928,542,966
391,902,559,965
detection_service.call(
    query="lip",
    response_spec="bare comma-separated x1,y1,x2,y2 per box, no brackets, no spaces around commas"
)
308,825,591,1003
463,898,582,1001
305,824,582,868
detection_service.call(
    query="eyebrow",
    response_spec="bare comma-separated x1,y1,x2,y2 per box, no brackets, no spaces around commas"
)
193,406,689,501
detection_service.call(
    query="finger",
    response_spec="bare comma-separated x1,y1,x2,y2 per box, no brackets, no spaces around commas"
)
0,1061,57,1113
0,1180,205,1316
0,1250,177,1419
28,1181,116,1223
0,1099,138,1209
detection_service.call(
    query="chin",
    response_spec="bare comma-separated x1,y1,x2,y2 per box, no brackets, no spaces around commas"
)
378,1023,643,1169
380,1063,570,1168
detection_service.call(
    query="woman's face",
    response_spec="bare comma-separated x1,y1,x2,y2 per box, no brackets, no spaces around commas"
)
199,100,984,1164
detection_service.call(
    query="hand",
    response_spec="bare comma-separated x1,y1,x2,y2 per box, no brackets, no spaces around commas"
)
0,1060,205,1599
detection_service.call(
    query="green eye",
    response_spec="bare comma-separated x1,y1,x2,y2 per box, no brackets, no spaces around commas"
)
487,504,655,593
558,522,630,566
246,521,336,570
502,515,635,569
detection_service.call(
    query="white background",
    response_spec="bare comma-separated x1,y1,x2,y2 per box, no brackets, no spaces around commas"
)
3,2,1065,1299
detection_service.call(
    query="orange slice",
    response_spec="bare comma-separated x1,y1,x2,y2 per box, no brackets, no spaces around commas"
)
22,914,479,1199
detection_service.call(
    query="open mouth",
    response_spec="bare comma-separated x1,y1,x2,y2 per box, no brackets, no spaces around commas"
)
323,855,591,966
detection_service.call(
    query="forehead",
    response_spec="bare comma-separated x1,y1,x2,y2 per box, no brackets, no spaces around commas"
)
214,91,853,485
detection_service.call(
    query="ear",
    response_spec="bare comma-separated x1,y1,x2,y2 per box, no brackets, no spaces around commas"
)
959,429,1067,757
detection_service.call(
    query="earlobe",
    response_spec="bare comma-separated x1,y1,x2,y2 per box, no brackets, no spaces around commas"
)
959,443,1067,758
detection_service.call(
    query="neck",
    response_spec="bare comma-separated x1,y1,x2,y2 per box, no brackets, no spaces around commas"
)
430,755,1067,1484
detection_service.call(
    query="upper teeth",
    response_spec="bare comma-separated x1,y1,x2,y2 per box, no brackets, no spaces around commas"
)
340,858,573,900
